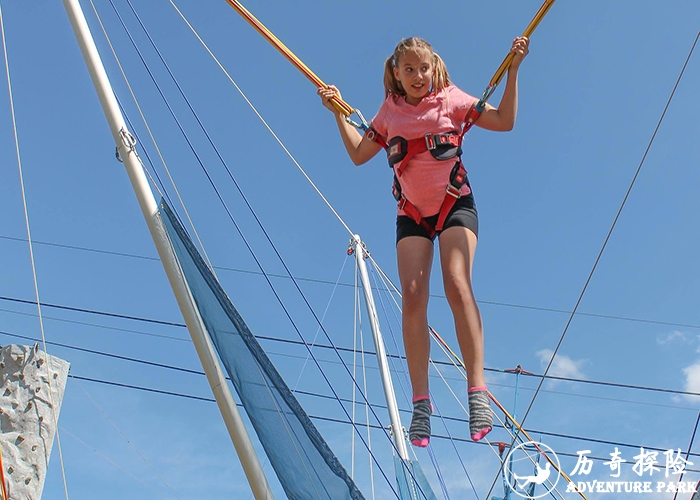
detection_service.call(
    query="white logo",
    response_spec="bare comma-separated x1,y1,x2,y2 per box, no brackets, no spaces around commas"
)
504,440,561,499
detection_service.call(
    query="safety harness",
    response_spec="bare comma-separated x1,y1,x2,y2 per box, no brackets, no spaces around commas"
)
366,104,483,238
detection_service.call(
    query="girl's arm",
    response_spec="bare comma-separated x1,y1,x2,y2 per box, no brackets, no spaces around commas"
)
318,86,383,165
476,36,530,132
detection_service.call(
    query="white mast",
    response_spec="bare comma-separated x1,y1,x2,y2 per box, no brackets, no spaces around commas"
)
60,1,274,498
351,235,409,460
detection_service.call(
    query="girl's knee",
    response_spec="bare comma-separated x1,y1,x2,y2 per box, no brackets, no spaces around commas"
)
402,283,429,311
443,277,475,308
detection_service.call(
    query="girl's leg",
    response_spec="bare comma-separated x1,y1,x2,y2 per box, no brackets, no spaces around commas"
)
397,236,434,398
438,226,483,386
397,235,434,446
438,226,492,440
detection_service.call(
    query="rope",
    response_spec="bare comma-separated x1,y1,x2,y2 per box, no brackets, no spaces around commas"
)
0,295,186,327
10,325,700,460
110,1,415,494
8,326,696,465
291,256,349,391
9,227,700,331
672,411,700,500
428,325,583,498
10,299,700,404
67,1,693,496
167,0,356,238
366,253,580,497
485,27,700,500
0,441,7,500
350,256,359,478
0,3,70,498
365,255,558,498
356,282,376,498
427,339,569,500
7,233,700,331
223,0,354,118
64,367,700,474
426,445,451,500
88,0,218,273
430,396,478,499
368,261,472,498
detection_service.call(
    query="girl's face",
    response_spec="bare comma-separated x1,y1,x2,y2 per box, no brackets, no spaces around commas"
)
393,49,433,105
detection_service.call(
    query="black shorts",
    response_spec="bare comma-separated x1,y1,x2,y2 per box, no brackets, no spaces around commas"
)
396,193,478,244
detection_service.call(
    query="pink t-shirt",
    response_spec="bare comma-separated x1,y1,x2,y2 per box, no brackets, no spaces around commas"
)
371,85,477,217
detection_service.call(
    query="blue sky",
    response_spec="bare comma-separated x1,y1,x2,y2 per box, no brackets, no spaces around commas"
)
1,0,699,498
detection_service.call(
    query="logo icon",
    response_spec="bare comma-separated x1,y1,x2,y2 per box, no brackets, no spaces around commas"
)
503,441,561,499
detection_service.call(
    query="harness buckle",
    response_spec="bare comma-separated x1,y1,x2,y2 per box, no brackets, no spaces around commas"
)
446,184,461,199
397,196,407,210
425,133,460,151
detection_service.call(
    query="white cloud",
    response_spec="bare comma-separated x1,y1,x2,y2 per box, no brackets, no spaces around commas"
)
536,349,586,380
681,361,700,402
657,331,689,345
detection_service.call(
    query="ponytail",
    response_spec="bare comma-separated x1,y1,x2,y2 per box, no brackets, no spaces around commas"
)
383,55,404,98
431,52,451,93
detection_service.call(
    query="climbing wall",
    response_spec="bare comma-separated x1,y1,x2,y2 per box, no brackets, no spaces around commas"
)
0,344,70,499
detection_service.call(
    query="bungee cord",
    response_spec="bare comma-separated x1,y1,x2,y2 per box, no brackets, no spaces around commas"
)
224,0,557,126
479,0,556,107
15,0,692,495
167,0,356,239
98,0,429,495
484,27,700,500
210,8,577,488
223,0,358,122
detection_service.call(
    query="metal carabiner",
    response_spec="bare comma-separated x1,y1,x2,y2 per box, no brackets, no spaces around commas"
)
343,108,370,131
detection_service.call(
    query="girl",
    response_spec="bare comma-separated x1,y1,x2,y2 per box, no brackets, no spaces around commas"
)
319,36,529,447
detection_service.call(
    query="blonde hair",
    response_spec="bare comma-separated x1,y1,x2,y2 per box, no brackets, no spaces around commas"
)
383,37,451,99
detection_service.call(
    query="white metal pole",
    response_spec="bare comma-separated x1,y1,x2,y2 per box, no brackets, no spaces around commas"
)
60,1,274,498
351,235,409,460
